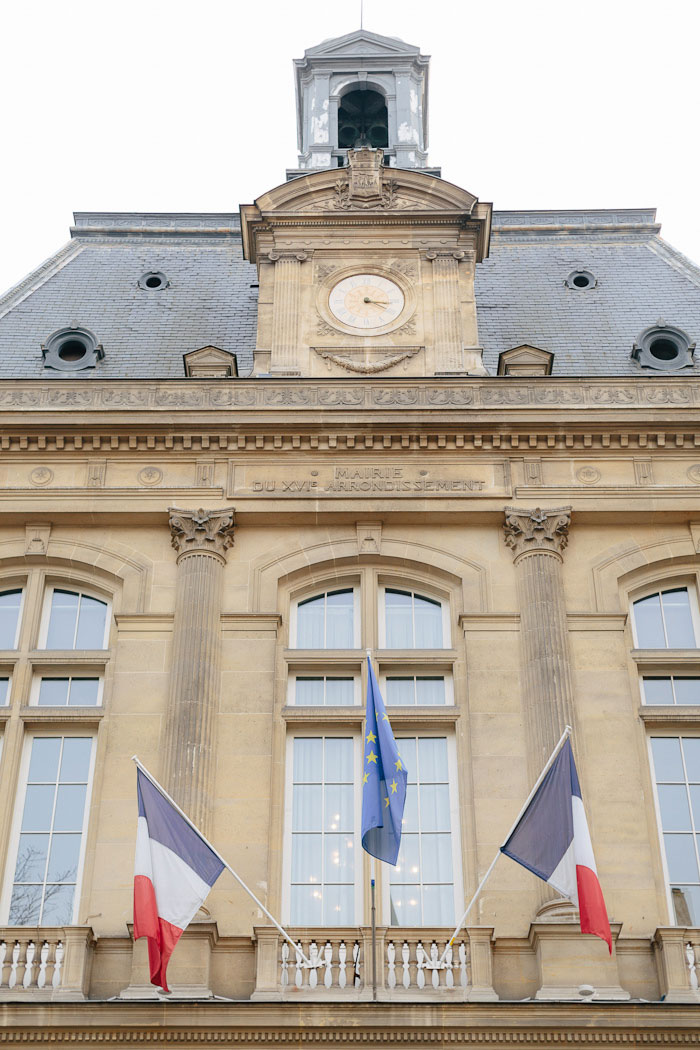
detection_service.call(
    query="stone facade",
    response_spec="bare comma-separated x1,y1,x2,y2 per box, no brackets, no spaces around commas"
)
1,28,700,1050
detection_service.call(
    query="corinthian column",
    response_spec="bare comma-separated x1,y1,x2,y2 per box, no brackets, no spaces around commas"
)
503,506,574,778
269,251,308,375
163,507,235,834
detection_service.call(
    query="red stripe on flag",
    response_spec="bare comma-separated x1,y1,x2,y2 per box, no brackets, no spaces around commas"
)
133,874,183,993
576,863,612,953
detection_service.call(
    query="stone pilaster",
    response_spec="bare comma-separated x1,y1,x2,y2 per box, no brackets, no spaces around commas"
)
503,506,574,777
269,251,308,375
427,251,463,373
163,507,235,834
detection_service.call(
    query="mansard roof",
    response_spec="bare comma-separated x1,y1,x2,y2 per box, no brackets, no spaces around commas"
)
0,207,699,380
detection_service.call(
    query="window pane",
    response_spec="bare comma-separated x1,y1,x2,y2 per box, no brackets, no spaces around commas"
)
674,679,700,706
28,738,61,782
402,784,419,832
416,677,445,705
325,678,354,706
0,677,8,706
658,784,692,830
422,884,454,925
45,590,79,649
324,834,354,882
293,738,322,782
324,885,353,924
664,834,699,882
41,884,75,926
390,885,420,926
414,595,443,648
53,785,87,832
386,590,412,648
0,590,21,648
9,884,42,926
651,737,684,781
326,590,354,648
418,737,448,782
75,595,107,649
682,739,700,782
671,885,700,926
689,785,700,827
291,834,321,885
293,785,321,832
643,677,674,705
68,679,100,706
22,785,55,832
47,834,82,882
324,784,353,832
386,678,415,705
394,834,420,884
420,785,451,832
662,590,695,648
400,740,418,785
634,594,664,647
38,678,70,707
324,738,353,783
295,678,324,706
14,833,49,882
60,738,92,782
297,596,324,649
421,834,454,884
291,885,323,925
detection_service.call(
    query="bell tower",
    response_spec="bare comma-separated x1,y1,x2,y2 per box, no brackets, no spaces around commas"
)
288,29,439,179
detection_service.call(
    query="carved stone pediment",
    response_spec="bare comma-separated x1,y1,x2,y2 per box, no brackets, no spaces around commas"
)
183,345,238,379
498,344,553,377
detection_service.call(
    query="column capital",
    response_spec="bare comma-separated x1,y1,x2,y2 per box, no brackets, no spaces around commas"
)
168,507,236,563
503,506,572,563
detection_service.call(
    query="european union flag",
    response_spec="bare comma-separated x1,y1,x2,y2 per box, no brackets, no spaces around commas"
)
361,655,408,865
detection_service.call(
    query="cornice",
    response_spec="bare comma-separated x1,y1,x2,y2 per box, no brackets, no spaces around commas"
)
2,1002,700,1045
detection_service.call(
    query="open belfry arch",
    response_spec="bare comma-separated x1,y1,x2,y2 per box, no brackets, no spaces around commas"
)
0,21,700,1050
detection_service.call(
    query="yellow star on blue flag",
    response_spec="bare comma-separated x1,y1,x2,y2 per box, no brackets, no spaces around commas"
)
361,655,408,865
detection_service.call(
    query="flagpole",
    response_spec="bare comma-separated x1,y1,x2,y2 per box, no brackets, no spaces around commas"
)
131,756,311,967
436,724,572,968
365,648,378,1002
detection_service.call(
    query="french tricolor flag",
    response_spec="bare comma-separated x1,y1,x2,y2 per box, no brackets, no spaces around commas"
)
501,739,612,953
134,767,224,992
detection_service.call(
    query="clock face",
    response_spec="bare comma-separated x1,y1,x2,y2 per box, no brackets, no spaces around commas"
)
328,274,405,330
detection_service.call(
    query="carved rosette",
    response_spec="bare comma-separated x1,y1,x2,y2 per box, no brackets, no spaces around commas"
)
169,507,236,564
503,506,571,564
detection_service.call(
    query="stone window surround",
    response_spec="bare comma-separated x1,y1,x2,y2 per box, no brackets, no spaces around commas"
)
0,731,97,927
0,566,114,927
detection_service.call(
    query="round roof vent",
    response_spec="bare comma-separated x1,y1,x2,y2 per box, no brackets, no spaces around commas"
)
566,269,596,290
138,271,168,291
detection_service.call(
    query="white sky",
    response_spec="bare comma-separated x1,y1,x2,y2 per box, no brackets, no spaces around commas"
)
1,0,699,296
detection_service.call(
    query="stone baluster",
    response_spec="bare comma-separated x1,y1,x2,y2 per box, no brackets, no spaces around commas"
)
163,507,235,834
426,251,463,373
269,251,308,375
503,506,575,777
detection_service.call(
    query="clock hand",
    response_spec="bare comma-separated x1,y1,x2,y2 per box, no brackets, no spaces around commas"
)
363,297,390,306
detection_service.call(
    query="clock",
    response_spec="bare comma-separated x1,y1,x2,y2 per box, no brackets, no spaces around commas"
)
328,274,405,330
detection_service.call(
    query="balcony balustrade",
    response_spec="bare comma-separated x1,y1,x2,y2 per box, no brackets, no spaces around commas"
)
0,927,94,1000
253,925,496,1001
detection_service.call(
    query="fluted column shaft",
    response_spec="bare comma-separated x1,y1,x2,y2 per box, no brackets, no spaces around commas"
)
428,251,463,373
163,507,235,834
270,252,307,374
504,506,574,779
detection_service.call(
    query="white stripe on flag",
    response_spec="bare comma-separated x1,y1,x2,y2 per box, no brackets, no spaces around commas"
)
134,815,212,929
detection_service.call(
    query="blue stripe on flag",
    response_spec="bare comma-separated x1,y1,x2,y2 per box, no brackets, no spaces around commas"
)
137,769,225,887
500,740,575,882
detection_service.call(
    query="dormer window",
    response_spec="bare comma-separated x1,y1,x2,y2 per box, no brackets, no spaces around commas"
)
632,324,695,371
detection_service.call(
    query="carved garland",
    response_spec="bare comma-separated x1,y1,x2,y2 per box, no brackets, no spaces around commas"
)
318,349,419,375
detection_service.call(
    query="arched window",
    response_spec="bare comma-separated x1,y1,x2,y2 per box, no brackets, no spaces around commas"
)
633,587,697,649
338,88,388,150
293,588,357,649
42,588,109,650
284,569,461,929
0,589,23,649
382,587,448,649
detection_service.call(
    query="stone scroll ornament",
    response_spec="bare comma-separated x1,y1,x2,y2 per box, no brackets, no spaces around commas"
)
168,507,235,562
